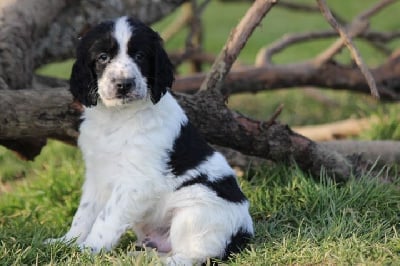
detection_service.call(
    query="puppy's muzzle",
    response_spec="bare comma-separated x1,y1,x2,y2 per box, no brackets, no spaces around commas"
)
114,78,136,97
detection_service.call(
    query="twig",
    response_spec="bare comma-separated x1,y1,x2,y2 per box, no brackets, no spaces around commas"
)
316,0,380,99
362,30,400,54
198,0,278,93
277,0,346,24
358,0,396,20
315,0,395,65
314,20,369,65
364,30,400,42
256,31,337,66
256,29,400,66
261,103,284,130
184,0,210,73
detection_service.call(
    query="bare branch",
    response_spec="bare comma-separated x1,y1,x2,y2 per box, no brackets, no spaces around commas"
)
256,28,400,66
278,0,347,24
173,51,400,101
314,20,369,65
198,0,277,93
315,0,395,66
185,0,210,72
256,31,336,66
316,0,380,99
358,0,396,20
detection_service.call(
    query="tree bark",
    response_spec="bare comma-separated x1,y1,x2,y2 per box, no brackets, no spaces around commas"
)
0,87,79,141
0,0,186,90
0,86,355,181
0,0,66,90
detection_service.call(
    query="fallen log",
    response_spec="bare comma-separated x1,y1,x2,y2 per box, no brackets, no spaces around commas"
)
293,117,376,141
0,86,356,182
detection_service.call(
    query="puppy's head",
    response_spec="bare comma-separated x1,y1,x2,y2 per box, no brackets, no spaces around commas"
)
70,16,174,107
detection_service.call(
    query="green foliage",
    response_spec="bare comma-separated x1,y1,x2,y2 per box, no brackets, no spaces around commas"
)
364,106,400,140
2,0,400,264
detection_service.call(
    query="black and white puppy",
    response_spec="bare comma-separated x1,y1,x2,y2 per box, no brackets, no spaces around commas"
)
49,16,253,265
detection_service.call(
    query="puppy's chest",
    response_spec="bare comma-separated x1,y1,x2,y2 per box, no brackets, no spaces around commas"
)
78,115,174,173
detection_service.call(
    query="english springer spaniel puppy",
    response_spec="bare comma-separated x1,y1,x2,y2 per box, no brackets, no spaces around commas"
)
48,16,253,265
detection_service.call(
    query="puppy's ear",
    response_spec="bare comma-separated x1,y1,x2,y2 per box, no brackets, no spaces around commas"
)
70,58,98,107
150,39,174,104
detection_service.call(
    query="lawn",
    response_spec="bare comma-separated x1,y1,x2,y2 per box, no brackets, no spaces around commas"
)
1,1,400,265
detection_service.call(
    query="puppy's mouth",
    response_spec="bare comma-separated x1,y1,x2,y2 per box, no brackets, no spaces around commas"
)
116,92,142,103
101,90,146,106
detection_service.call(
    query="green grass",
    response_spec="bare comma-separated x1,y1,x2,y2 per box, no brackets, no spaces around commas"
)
1,145,399,265
2,1,400,265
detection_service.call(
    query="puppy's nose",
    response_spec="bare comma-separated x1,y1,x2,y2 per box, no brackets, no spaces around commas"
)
115,78,135,95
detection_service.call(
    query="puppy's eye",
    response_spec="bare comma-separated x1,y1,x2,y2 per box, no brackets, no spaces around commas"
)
97,53,110,64
134,52,144,62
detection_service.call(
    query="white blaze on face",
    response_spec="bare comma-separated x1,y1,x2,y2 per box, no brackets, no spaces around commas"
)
97,16,149,107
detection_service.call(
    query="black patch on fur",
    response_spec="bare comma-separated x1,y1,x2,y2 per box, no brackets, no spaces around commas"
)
126,17,174,104
168,121,214,176
222,228,253,260
70,20,118,107
176,174,247,203
176,174,208,189
201,259,219,266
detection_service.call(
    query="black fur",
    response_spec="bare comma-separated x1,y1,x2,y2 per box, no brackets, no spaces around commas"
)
70,20,116,107
70,17,173,106
222,228,253,260
175,174,247,203
167,121,214,176
125,18,174,104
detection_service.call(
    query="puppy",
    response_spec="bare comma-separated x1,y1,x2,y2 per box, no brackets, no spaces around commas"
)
48,16,253,265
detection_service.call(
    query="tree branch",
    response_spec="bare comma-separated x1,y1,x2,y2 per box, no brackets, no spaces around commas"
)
316,0,381,99
199,0,277,93
173,52,400,101
315,0,395,65
255,28,400,66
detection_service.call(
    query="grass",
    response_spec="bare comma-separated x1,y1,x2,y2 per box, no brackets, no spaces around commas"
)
2,0,400,265
1,146,399,265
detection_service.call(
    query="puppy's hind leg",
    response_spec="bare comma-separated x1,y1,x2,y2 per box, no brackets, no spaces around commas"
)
166,207,229,265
